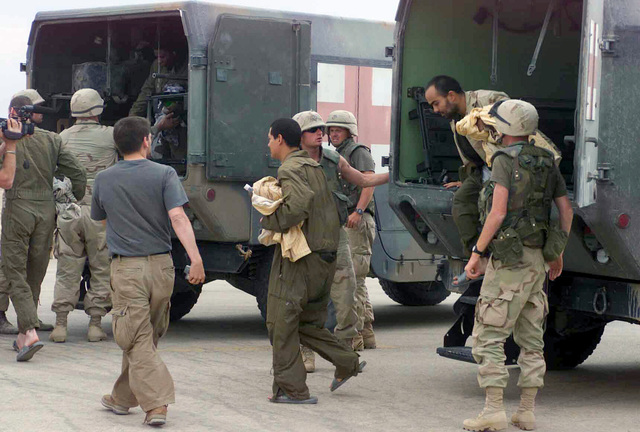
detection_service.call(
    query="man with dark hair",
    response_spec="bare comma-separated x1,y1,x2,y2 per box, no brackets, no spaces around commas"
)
263,118,363,404
3,95,86,361
424,75,508,255
93,116,204,426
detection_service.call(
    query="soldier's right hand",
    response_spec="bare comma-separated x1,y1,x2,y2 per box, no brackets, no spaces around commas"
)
155,112,181,132
444,181,462,189
548,254,564,281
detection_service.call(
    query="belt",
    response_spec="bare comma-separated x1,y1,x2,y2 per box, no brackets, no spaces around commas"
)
316,251,337,264
112,251,170,259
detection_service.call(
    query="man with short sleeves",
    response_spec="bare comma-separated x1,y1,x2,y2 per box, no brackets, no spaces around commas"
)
92,116,204,427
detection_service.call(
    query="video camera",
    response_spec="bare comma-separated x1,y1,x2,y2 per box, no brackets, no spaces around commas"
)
0,104,58,139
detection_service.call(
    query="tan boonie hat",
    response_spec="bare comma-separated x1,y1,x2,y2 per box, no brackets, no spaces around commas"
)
325,110,358,136
489,99,538,136
293,110,325,132
12,89,45,105
71,88,105,117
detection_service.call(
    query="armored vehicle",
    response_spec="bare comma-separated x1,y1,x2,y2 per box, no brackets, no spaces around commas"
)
388,0,640,368
27,2,445,320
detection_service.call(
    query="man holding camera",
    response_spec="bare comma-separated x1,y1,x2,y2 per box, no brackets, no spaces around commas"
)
2,95,86,361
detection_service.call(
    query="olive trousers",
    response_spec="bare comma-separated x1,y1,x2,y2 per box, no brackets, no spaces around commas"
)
2,199,56,333
453,165,483,256
267,249,360,400
471,246,548,389
109,253,175,412
346,211,376,331
52,205,111,317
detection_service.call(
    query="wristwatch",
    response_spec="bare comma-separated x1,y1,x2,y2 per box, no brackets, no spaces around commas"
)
472,245,490,258
355,208,364,216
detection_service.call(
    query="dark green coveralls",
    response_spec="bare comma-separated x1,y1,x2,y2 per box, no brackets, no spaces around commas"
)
1,127,86,333
261,150,359,400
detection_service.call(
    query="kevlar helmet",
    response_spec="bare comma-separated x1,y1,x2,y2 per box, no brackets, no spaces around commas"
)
293,111,325,132
489,99,538,136
70,88,105,117
325,110,358,136
12,89,45,105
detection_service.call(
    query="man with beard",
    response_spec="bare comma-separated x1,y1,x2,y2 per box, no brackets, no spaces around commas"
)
424,76,508,256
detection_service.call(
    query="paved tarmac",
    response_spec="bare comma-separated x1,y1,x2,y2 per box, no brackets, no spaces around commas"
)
1,261,639,431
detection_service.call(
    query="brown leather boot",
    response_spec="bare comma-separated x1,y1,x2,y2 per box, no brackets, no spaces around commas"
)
144,405,167,426
511,387,538,430
463,387,508,431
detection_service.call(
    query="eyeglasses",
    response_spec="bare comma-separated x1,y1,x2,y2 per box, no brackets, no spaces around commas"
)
306,126,324,134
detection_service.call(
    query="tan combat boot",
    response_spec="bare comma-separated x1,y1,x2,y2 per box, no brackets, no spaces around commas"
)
88,315,107,342
511,387,538,430
463,387,508,432
300,345,315,373
362,321,376,349
352,332,364,351
49,312,68,343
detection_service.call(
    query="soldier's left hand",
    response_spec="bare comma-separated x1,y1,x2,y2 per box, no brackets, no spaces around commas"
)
346,212,362,229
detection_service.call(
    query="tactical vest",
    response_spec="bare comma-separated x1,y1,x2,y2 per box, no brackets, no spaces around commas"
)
320,148,350,226
335,138,376,215
480,142,556,257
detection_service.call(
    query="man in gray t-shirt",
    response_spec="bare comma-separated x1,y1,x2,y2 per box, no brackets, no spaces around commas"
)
91,116,204,427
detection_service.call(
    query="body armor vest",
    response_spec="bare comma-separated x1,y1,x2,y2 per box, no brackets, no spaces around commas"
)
480,142,556,253
320,148,350,226
335,138,376,215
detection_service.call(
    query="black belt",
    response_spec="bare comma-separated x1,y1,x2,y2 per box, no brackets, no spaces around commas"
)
112,251,170,259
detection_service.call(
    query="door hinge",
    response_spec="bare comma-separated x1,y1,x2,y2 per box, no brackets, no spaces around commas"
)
385,46,395,59
381,155,390,167
599,35,619,57
588,163,612,182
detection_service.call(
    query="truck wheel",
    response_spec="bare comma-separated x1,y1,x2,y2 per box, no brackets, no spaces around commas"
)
544,324,606,370
379,279,450,306
169,276,203,322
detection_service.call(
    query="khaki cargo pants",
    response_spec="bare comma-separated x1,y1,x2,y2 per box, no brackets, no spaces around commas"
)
109,253,175,412
346,211,376,331
52,205,111,316
471,246,549,389
267,249,360,400
453,165,483,256
2,198,56,333
330,228,359,340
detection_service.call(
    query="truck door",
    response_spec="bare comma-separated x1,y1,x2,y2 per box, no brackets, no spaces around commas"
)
573,0,604,207
206,15,311,180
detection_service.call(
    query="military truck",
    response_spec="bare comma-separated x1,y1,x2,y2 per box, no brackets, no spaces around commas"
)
387,0,640,369
26,2,446,321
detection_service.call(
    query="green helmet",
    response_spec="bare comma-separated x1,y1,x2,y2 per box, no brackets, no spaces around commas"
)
293,110,325,132
12,89,45,105
326,110,358,136
70,88,105,117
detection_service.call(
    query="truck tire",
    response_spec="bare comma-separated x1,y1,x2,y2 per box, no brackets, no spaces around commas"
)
169,276,203,322
544,324,605,370
379,279,450,306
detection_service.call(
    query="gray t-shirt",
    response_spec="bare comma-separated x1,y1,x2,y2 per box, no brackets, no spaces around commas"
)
91,159,188,256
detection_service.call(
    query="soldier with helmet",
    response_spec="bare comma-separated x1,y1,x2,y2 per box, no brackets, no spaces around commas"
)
293,110,389,371
461,100,573,432
326,110,378,350
49,88,118,343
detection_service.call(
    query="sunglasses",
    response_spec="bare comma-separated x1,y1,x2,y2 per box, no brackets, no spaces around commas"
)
306,126,324,134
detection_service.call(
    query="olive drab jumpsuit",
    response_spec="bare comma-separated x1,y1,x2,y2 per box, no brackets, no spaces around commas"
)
52,120,118,318
261,150,359,400
335,138,376,334
2,127,86,333
472,142,567,389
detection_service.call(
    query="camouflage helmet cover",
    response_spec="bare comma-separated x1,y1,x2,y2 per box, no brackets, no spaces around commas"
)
70,88,105,117
12,89,45,105
293,110,325,132
325,110,358,136
489,99,538,137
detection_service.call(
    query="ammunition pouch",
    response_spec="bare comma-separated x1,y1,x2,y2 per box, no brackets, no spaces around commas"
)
514,216,546,248
490,227,523,266
543,224,569,262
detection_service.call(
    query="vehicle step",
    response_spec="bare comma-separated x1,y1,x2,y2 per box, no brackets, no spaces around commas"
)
436,346,476,364
457,296,478,306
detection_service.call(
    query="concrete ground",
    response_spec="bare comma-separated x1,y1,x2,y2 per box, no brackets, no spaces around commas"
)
1,261,639,432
